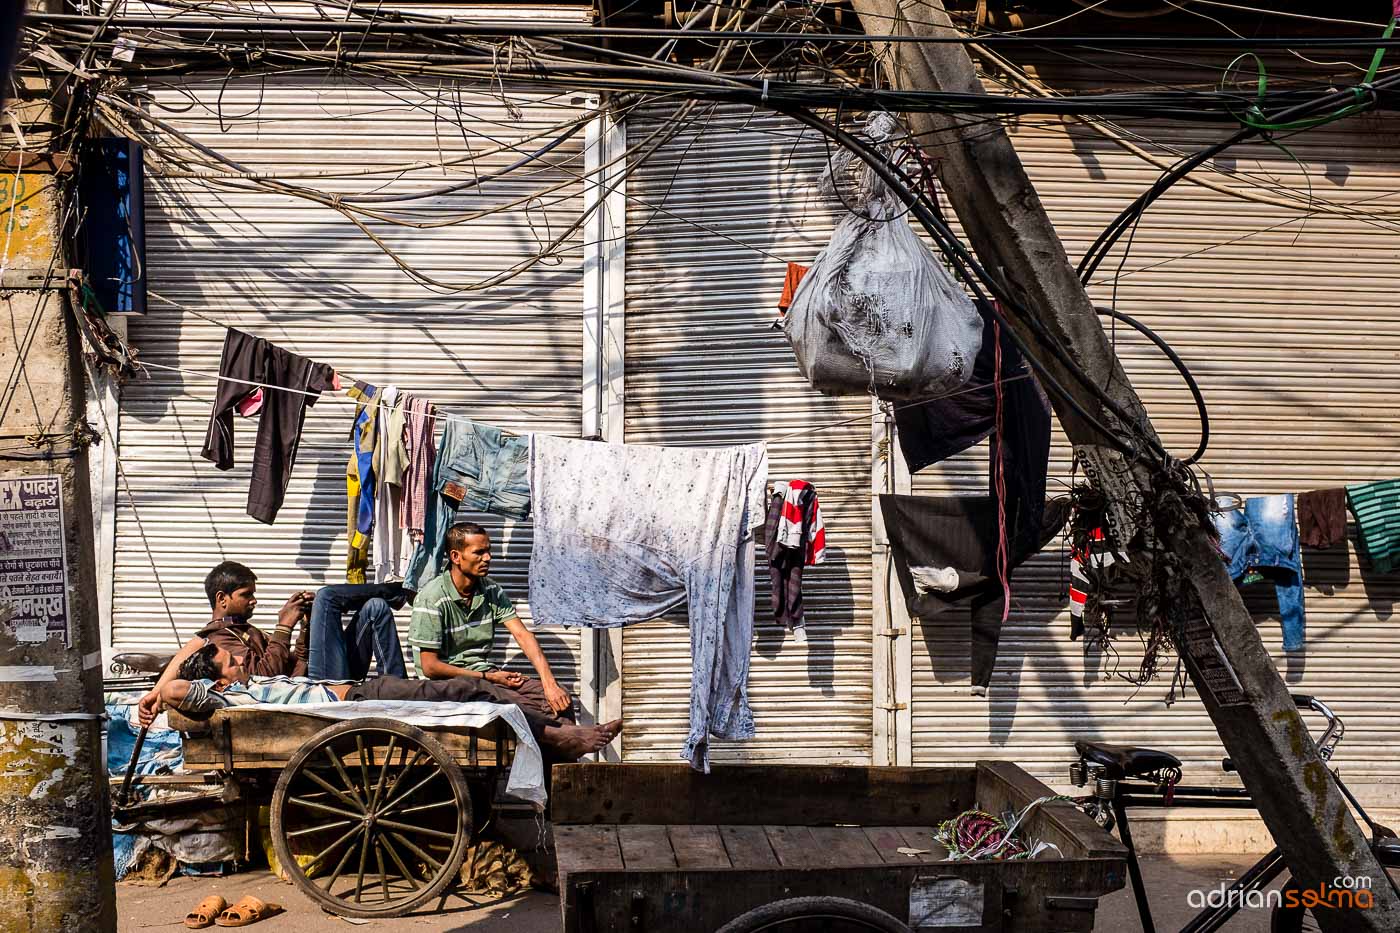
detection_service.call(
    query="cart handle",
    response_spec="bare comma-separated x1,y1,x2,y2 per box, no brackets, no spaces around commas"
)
116,723,150,808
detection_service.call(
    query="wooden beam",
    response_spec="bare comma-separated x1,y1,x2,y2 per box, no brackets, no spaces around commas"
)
846,3,1400,929
552,762,977,826
0,151,73,174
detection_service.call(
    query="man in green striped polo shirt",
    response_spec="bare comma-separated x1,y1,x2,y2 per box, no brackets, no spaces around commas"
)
410,520,573,724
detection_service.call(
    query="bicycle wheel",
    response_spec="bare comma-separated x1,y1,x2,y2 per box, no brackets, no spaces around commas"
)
1269,898,1319,933
715,896,911,933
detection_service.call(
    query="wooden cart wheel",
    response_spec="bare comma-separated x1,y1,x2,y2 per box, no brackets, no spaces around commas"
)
270,718,473,919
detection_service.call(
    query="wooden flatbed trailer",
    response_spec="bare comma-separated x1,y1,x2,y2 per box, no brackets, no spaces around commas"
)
552,761,1128,933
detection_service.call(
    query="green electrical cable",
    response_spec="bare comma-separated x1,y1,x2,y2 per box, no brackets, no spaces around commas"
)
1234,17,1396,134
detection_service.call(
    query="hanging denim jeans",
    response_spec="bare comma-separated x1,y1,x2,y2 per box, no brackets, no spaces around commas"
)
1212,494,1305,651
404,420,531,591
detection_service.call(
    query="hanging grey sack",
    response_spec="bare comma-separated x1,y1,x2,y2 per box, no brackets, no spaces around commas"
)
783,113,983,400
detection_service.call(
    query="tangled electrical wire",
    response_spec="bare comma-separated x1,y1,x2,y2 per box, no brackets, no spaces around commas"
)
11,0,1399,689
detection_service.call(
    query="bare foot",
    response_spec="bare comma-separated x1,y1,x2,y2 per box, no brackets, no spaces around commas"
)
543,720,624,760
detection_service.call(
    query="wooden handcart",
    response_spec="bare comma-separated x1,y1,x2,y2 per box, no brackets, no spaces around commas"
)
553,761,1128,933
113,706,520,919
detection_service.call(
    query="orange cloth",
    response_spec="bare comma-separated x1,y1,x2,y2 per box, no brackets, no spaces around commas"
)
776,262,809,313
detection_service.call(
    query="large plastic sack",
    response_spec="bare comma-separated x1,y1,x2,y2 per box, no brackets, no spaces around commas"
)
784,113,983,399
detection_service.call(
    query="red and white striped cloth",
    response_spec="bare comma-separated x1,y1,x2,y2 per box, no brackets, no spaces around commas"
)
773,479,826,565
1069,526,1121,619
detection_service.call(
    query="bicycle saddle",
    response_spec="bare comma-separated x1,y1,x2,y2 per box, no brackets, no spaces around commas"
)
110,652,176,675
1375,836,1400,868
1075,740,1181,779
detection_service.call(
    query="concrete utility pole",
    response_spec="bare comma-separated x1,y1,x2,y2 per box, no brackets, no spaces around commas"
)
0,48,118,933
848,2,1399,930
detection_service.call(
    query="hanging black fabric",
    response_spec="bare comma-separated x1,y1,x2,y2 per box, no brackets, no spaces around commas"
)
893,307,1052,552
201,328,336,524
880,494,1069,691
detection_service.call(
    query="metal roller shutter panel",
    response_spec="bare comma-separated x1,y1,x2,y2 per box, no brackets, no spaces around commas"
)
112,76,587,690
910,54,1400,804
621,103,875,764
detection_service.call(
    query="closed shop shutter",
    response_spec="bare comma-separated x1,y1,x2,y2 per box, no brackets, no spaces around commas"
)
909,55,1400,803
619,104,876,764
111,76,588,689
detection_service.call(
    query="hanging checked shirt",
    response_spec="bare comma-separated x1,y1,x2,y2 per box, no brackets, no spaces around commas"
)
528,435,768,772
345,381,379,583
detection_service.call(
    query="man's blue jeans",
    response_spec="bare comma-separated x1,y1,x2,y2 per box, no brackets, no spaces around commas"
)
308,583,408,680
1213,494,1305,651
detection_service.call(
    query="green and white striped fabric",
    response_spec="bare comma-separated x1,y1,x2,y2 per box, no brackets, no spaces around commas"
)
1346,479,1400,574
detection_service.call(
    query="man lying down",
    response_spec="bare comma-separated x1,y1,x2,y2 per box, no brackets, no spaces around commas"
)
161,641,622,762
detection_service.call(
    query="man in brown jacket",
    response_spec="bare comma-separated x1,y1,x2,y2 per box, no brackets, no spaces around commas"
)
137,561,313,726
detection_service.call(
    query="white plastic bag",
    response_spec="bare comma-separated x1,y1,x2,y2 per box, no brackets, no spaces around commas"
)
784,113,983,399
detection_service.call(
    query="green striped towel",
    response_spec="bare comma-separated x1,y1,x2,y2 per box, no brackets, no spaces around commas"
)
1346,479,1400,574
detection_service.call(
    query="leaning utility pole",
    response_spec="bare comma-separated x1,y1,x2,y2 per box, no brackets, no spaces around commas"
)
848,2,1399,930
0,20,118,933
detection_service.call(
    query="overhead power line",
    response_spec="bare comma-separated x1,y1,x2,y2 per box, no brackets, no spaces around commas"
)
25,13,1400,49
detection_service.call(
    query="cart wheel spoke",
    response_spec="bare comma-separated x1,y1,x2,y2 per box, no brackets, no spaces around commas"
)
288,794,363,822
300,821,365,878
302,767,366,814
355,736,373,802
369,736,396,811
374,839,390,903
322,826,362,894
377,831,423,890
380,749,427,801
375,817,457,841
307,822,363,888
324,746,368,809
390,798,458,818
388,830,445,872
380,765,445,815
287,818,355,840
353,824,372,903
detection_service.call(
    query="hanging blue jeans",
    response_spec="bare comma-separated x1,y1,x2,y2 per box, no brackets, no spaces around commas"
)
404,420,530,591
1212,494,1305,651
307,583,409,680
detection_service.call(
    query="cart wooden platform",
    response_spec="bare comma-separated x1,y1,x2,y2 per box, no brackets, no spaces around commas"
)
114,706,519,919
552,761,1127,933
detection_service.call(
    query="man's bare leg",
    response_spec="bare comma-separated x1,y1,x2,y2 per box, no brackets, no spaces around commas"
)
540,718,622,760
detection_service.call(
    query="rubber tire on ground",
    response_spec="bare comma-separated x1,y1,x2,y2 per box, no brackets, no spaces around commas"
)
270,718,472,919
715,896,912,933
1270,902,1315,933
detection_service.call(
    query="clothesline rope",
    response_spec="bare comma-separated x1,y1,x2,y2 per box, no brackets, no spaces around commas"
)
138,358,1034,445
135,294,1035,443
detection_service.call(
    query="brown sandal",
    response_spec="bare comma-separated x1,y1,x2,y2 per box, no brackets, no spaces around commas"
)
214,895,283,927
184,895,227,929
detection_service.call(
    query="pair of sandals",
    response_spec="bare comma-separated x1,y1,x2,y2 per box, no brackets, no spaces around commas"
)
184,895,283,928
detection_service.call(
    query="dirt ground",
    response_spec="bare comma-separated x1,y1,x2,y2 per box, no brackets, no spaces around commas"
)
116,852,1274,932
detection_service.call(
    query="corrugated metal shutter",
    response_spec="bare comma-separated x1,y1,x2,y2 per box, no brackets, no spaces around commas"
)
910,56,1400,803
619,103,875,764
112,75,588,688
